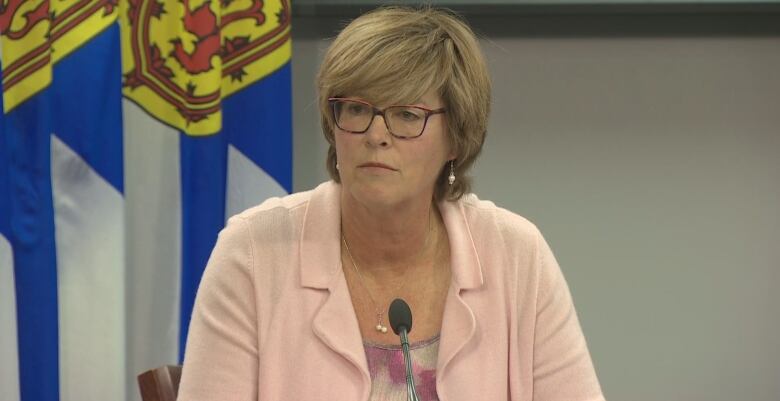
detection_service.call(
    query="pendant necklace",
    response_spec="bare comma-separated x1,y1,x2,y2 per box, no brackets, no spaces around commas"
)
341,213,434,334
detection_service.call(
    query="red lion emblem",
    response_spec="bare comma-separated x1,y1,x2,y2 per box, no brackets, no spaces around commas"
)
169,0,266,74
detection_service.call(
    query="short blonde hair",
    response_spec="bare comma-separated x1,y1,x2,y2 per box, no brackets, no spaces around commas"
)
316,6,491,200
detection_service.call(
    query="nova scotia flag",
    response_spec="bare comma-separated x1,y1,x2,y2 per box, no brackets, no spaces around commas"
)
0,1,292,400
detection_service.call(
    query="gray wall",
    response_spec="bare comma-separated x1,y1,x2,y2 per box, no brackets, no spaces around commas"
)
291,15,780,401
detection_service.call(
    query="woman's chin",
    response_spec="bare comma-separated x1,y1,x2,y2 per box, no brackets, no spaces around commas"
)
346,181,405,209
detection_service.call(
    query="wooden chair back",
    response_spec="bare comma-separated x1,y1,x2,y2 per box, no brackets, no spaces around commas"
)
137,365,182,401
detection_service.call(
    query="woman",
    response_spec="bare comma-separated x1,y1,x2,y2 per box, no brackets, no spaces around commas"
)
177,6,604,401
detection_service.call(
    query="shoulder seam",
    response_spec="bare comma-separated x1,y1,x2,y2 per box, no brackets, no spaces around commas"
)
232,215,256,283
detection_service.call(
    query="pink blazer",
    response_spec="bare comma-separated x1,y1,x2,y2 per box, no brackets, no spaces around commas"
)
177,181,605,400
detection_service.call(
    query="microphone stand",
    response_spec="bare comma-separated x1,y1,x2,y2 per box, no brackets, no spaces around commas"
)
389,298,421,401
399,328,421,401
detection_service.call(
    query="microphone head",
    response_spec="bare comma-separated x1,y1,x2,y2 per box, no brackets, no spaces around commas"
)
388,298,413,335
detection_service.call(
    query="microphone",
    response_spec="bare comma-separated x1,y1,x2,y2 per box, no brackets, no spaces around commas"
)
389,298,421,401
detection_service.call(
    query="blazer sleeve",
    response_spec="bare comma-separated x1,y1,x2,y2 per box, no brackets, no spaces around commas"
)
177,216,258,401
531,231,605,401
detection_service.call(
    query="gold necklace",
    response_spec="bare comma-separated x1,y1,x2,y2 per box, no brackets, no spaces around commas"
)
341,213,434,334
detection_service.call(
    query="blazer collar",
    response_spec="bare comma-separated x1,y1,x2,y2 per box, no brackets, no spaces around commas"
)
437,196,484,290
300,181,342,289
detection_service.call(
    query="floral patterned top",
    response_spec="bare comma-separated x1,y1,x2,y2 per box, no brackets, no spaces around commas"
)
364,335,440,401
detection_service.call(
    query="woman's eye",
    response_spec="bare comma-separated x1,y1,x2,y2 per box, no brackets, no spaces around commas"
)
347,104,368,114
400,109,422,121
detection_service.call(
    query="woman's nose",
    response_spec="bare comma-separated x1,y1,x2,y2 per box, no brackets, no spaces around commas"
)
364,114,391,147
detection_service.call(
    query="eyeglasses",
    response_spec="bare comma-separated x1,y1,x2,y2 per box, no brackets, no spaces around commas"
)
328,97,446,139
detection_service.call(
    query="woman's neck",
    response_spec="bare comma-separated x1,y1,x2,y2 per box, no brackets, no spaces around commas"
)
340,191,443,277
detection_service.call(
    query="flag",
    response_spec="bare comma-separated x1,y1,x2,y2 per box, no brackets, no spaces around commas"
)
0,1,292,400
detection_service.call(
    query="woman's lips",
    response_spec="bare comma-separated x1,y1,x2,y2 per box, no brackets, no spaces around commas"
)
359,162,397,171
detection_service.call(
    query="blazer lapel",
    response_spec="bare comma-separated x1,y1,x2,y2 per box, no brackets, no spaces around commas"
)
300,182,371,397
310,273,370,383
436,198,484,385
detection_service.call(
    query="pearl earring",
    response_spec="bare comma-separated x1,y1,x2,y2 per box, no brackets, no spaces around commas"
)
448,160,455,185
